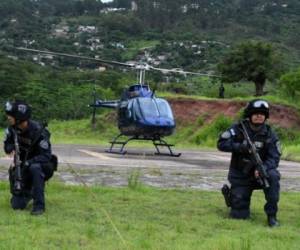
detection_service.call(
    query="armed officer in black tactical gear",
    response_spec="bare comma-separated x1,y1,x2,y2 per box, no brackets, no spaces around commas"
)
217,99,281,227
4,101,56,215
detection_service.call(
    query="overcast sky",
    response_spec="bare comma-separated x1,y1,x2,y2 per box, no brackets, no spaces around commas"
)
101,0,113,3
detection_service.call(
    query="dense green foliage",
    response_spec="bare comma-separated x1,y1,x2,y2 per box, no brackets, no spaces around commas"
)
279,67,300,99
0,55,135,125
0,181,300,249
0,0,300,69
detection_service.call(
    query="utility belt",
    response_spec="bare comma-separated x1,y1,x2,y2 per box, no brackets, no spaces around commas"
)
232,157,255,175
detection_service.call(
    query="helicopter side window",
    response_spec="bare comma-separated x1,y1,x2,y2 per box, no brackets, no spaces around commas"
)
155,98,174,119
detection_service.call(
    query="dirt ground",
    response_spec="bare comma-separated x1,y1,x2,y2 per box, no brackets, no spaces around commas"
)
169,98,300,129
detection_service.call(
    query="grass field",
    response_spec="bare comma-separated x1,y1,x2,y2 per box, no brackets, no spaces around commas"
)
0,181,299,250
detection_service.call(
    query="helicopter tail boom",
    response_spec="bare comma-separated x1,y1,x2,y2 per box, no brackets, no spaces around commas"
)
89,100,119,109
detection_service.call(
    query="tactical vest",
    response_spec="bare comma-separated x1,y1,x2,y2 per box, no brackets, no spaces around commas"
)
16,121,49,161
230,122,272,173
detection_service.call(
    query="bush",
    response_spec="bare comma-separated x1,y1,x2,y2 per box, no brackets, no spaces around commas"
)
279,68,300,99
192,115,233,146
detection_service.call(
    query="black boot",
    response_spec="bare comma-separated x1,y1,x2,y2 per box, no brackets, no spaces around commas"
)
31,207,45,216
268,215,279,227
221,184,231,207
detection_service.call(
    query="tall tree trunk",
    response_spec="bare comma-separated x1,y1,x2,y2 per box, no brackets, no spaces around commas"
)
254,80,265,96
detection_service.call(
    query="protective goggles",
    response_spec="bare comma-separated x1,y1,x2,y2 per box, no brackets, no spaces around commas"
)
253,100,269,109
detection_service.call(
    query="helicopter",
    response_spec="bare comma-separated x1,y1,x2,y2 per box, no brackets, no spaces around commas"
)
16,47,219,157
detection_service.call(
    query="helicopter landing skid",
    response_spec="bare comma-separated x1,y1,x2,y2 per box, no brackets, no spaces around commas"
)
106,134,181,157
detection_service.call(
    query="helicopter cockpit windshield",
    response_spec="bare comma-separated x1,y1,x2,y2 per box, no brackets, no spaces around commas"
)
134,97,174,120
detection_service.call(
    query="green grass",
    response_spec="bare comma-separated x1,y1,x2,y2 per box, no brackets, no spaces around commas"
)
0,181,299,249
48,117,118,145
282,145,300,162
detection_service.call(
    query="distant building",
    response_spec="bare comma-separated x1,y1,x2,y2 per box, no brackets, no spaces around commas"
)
77,25,97,33
131,1,138,11
181,5,188,13
100,8,126,14
111,42,125,49
96,66,106,72
153,1,161,9
52,25,69,38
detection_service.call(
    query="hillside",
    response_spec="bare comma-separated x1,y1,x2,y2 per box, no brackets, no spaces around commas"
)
169,98,300,129
1,0,299,70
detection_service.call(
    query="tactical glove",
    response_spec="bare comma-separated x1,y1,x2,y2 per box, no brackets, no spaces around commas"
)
238,140,251,154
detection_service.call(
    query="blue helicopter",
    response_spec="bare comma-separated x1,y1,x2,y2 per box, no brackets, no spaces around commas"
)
89,65,179,156
17,47,219,156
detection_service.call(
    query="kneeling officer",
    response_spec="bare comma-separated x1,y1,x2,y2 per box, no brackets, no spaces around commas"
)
217,99,281,227
4,101,57,215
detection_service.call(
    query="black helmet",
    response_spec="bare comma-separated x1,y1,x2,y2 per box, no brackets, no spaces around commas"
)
5,101,31,121
244,99,269,119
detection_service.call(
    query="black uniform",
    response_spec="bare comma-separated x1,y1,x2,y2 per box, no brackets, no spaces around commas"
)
217,119,281,219
4,120,54,211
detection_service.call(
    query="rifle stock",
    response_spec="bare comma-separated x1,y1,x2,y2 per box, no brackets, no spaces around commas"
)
12,129,22,194
240,120,270,188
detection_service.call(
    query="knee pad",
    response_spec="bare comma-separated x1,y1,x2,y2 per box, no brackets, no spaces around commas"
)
11,196,27,210
230,208,250,219
231,188,251,210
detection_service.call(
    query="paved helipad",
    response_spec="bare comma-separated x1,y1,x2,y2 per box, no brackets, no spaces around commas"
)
1,144,300,191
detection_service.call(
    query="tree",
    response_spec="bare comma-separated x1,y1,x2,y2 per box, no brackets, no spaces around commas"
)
218,41,283,96
279,68,300,99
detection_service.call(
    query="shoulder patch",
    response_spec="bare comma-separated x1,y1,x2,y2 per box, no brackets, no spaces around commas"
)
276,141,282,155
221,131,231,139
39,139,49,150
230,128,236,136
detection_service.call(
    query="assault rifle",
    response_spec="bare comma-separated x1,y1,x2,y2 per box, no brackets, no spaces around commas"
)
240,120,270,188
12,129,22,194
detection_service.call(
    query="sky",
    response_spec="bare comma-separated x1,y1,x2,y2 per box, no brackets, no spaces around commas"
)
101,0,113,3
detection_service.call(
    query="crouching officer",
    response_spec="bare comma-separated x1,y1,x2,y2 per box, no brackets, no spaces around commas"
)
4,101,57,215
217,99,281,227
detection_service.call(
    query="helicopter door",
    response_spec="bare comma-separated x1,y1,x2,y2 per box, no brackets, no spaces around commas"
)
155,98,174,120
118,100,131,126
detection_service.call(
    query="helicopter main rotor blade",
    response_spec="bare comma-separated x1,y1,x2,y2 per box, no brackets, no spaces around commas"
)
16,47,220,77
16,47,135,68
149,65,220,78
